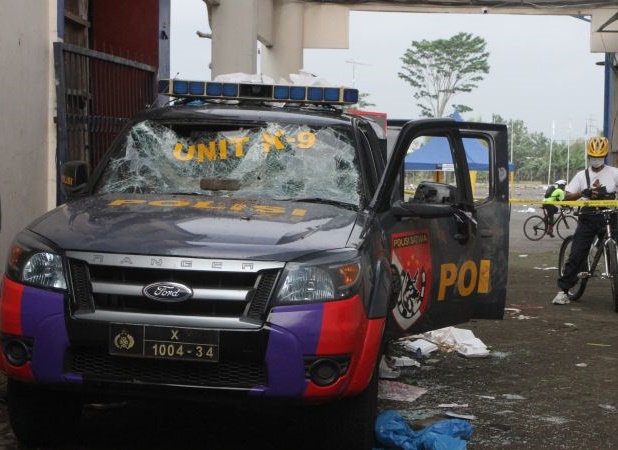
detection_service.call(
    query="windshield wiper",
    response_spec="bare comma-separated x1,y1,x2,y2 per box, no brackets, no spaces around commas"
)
281,197,358,211
200,178,241,191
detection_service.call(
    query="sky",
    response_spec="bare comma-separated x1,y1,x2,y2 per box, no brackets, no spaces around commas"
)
170,1,605,142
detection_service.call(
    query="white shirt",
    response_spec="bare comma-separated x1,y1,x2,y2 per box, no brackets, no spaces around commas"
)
566,165,618,199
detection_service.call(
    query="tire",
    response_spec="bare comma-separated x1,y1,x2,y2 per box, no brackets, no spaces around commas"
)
523,215,547,241
556,215,578,240
606,240,618,313
7,379,83,447
307,366,379,450
558,235,588,301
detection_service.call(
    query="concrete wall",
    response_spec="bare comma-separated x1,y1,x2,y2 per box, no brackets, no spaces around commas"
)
0,2,57,277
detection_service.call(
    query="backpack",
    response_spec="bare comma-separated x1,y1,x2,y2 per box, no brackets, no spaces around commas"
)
544,185,556,199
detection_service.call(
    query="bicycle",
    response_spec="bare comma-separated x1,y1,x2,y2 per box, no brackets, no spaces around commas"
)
558,207,618,312
523,205,578,241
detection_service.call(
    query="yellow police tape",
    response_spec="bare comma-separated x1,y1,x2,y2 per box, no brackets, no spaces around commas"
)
509,199,618,208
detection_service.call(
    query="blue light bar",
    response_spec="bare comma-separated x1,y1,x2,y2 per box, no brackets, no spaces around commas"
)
158,80,170,94
307,87,323,102
206,83,222,96
172,80,189,95
290,86,306,101
157,78,359,106
222,83,238,97
343,88,359,104
324,87,340,102
189,81,205,96
273,85,290,100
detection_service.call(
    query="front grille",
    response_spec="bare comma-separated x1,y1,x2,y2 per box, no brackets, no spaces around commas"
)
66,252,283,322
69,349,267,388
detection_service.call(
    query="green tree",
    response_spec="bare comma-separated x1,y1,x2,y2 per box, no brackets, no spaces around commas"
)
491,113,586,183
398,32,490,118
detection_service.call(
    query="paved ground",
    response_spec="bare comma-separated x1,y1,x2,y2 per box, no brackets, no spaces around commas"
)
1,184,616,449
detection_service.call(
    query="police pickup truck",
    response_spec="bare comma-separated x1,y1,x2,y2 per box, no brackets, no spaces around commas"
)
0,78,510,449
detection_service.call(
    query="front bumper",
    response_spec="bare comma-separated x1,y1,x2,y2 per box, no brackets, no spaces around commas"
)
0,275,384,402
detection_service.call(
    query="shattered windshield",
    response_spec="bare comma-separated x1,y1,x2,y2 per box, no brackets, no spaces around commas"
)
95,120,361,206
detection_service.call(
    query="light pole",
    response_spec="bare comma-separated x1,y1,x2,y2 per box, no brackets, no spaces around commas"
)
547,121,555,186
345,59,371,87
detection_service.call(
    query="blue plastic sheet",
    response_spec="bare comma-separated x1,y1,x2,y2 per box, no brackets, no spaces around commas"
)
374,410,473,450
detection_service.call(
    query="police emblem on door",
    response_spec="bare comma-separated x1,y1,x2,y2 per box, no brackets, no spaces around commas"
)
391,230,431,331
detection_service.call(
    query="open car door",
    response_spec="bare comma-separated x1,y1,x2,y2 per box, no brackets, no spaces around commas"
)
371,119,510,338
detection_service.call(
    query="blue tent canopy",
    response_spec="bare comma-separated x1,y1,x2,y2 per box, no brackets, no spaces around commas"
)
404,136,492,171
403,112,514,172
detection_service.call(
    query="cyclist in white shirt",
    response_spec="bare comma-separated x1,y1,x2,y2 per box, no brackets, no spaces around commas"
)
552,137,618,305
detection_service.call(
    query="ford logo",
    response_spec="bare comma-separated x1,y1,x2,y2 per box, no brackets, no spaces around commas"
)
142,282,193,302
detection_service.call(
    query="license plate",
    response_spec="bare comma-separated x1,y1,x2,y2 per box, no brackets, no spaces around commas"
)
109,324,219,362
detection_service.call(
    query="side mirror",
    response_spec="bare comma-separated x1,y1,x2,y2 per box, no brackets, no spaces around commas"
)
61,161,89,198
413,181,458,204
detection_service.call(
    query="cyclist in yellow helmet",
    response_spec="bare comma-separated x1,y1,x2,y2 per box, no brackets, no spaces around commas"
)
553,136,618,304
542,179,566,237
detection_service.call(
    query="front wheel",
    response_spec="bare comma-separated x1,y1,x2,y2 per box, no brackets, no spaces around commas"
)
523,215,547,241
606,239,618,312
7,380,83,447
556,215,578,240
558,235,588,301
306,365,379,450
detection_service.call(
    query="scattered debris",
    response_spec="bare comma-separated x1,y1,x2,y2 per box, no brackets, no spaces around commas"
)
375,410,473,450
445,412,477,420
408,326,490,358
378,380,427,402
379,355,400,379
587,343,611,347
534,266,558,270
575,362,588,367
391,355,421,368
515,314,537,320
511,303,545,310
538,416,570,425
438,403,469,408
598,404,616,411
503,394,526,400
399,339,439,358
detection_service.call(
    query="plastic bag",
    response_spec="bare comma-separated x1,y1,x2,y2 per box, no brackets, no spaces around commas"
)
374,410,473,450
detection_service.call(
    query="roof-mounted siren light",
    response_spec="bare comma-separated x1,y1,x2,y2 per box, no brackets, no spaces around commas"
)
157,79,359,106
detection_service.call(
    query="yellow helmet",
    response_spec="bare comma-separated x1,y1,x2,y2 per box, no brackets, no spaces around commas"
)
587,136,609,157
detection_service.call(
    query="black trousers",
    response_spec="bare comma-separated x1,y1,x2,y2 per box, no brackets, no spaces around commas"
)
558,213,617,291
543,204,558,225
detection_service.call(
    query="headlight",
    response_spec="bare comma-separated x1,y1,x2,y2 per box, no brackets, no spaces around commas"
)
6,231,67,290
276,251,362,304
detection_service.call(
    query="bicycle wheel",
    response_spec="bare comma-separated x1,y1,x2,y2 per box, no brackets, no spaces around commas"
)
523,215,547,241
558,235,588,301
556,215,578,240
606,240,618,312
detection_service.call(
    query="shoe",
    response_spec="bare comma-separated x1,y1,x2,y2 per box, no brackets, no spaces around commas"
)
552,291,570,305
547,227,554,237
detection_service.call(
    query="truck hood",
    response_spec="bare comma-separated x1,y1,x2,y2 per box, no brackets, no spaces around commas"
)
27,194,360,261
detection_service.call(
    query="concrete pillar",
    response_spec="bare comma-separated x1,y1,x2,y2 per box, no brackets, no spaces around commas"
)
207,0,258,78
260,0,304,82
609,55,618,166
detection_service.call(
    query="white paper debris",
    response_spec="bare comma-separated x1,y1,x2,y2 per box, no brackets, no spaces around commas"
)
399,339,439,357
